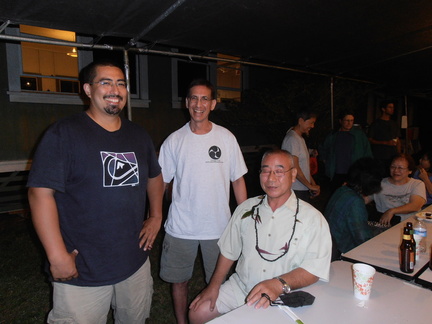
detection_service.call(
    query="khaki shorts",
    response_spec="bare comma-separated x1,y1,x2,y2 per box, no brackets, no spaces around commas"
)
215,276,247,314
48,259,153,324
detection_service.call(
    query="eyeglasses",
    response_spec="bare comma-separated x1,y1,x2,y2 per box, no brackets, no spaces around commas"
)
259,167,295,177
390,165,408,171
90,80,127,88
188,95,212,105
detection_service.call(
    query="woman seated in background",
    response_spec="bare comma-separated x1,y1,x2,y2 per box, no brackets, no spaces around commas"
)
325,157,382,254
413,150,432,207
368,153,426,226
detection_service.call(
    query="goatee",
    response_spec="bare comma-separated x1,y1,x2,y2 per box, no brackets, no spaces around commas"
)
104,105,121,115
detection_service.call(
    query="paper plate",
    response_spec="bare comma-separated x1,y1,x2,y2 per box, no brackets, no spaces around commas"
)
415,212,432,222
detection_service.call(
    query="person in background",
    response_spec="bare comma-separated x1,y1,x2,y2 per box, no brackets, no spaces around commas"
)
27,60,164,323
325,158,382,255
321,109,372,193
281,109,320,203
188,149,331,324
368,100,401,174
367,153,426,226
413,150,432,207
158,79,248,324
309,148,319,177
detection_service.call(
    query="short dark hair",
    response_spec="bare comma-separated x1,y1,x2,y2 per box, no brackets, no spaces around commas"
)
380,100,395,109
391,153,416,172
338,109,354,121
296,108,317,123
187,79,216,99
79,60,125,85
346,157,382,196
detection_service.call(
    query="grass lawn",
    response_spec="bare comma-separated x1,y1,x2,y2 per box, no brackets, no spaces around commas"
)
0,213,207,324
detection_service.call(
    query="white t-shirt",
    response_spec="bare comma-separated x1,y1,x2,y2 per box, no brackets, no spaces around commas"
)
281,128,310,191
158,122,248,239
373,177,426,221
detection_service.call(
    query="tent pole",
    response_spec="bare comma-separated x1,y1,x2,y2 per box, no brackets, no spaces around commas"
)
128,0,187,47
330,77,334,130
123,50,132,121
0,33,377,85
0,20,10,34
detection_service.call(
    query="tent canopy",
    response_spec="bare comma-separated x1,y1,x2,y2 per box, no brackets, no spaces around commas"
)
2,0,432,96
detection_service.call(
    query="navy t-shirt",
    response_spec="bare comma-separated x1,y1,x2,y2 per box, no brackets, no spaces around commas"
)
27,112,161,286
368,119,399,160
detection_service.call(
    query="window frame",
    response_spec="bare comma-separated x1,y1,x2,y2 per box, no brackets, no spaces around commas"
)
5,26,150,107
216,54,244,103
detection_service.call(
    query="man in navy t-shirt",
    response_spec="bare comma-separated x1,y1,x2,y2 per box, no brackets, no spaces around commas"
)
27,60,164,323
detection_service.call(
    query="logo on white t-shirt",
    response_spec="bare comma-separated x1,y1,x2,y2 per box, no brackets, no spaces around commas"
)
208,146,222,160
100,151,139,187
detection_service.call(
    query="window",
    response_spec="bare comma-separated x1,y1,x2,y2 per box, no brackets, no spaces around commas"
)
216,54,242,103
5,25,84,104
5,26,150,107
20,25,79,94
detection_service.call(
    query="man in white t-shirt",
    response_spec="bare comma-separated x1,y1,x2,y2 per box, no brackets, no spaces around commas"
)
158,79,248,324
282,109,320,203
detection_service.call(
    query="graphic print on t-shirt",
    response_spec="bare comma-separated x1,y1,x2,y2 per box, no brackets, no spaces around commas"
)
208,145,222,160
385,193,410,205
100,151,139,187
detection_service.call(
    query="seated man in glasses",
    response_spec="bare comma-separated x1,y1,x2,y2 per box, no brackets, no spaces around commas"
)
189,149,331,324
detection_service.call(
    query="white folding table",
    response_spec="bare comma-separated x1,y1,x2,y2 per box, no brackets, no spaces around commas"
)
208,261,431,324
342,213,432,280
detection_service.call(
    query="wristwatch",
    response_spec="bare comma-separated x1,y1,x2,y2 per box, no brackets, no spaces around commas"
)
274,276,291,294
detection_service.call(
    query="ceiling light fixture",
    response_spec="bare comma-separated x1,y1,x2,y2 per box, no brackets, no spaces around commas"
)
67,47,78,57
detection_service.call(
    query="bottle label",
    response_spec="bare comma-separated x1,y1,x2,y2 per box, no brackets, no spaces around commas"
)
400,243,415,273
414,228,427,238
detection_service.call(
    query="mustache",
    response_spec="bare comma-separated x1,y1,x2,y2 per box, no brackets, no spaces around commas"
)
103,94,123,101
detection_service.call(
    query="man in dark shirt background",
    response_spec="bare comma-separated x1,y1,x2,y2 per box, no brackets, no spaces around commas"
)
321,109,372,193
368,100,401,175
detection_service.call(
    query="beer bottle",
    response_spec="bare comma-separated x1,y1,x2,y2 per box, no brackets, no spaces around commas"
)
400,227,414,273
406,222,416,265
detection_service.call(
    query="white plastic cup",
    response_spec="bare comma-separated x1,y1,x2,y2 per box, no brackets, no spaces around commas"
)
352,263,376,300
